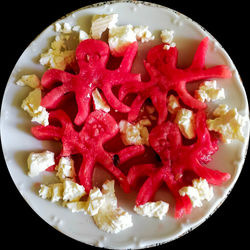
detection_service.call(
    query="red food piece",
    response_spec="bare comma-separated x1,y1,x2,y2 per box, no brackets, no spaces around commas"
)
41,39,140,126
31,110,144,193
128,110,230,218
119,37,232,124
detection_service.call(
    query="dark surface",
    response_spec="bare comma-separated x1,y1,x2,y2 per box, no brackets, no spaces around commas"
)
1,1,249,249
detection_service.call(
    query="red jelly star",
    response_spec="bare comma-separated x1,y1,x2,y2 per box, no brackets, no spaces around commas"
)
127,110,230,218
41,39,141,126
31,110,144,193
119,37,232,124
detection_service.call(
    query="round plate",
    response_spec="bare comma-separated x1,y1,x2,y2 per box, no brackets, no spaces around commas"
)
1,1,249,249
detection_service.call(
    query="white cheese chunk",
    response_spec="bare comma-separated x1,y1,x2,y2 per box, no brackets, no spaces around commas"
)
79,30,90,41
39,184,52,199
168,95,180,114
133,25,155,42
179,178,213,208
108,24,137,56
134,201,169,220
63,179,86,202
84,187,105,216
119,119,151,146
27,151,55,177
51,183,64,203
16,74,40,88
92,89,110,112
55,157,76,182
207,104,246,143
21,88,49,126
90,14,118,39
195,80,225,102
174,108,195,139
160,29,174,44
93,180,133,234
40,35,75,71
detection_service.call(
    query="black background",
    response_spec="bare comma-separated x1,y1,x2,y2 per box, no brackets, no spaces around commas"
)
1,0,249,249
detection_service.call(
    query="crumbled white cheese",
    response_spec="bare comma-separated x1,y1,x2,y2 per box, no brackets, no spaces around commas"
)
55,157,76,182
66,201,87,213
21,88,41,117
108,24,137,56
84,187,105,216
92,88,110,112
51,183,64,203
79,30,90,41
31,106,49,126
21,88,49,126
119,119,151,146
174,108,196,139
27,151,55,177
55,22,72,33
134,201,169,220
195,80,225,102
207,104,246,143
133,25,155,42
40,35,75,70
93,180,133,234
160,29,174,44
179,178,214,208
39,184,52,199
16,74,40,88
168,95,180,114
90,14,118,39
63,179,86,202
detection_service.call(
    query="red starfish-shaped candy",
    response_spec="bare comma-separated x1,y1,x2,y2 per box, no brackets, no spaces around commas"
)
31,110,144,193
119,37,232,124
127,110,230,218
40,39,140,126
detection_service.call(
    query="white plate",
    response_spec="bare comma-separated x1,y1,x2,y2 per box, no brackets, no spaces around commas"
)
1,1,249,249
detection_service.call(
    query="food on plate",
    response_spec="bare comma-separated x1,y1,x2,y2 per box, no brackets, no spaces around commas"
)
15,12,247,234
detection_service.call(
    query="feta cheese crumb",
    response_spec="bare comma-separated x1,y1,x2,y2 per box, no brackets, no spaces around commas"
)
92,88,110,112
66,201,87,213
179,178,214,208
90,14,118,39
133,25,155,42
27,151,55,177
63,179,86,202
16,74,40,88
21,88,49,126
55,157,76,182
79,30,90,41
39,184,52,199
84,187,105,216
160,29,174,43
21,88,41,117
119,119,151,146
206,104,246,143
174,108,195,139
168,95,180,114
40,35,75,71
134,201,169,220
93,180,133,234
108,24,137,56
54,22,72,33
51,183,64,203
195,80,225,102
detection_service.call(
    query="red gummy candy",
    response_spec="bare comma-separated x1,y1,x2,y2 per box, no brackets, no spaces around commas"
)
41,39,140,126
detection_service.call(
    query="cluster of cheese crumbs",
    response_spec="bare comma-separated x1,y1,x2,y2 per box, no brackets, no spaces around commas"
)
15,12,248,234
